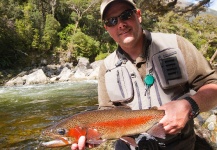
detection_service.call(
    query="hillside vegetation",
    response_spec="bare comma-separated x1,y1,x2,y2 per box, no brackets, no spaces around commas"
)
0,0,216,70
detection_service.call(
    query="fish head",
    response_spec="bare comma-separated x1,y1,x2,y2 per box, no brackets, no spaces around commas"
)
41,125,71,147
41,119,87,147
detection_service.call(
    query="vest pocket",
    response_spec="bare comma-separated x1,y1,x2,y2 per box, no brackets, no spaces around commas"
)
105,66,133,102
152,48,188,89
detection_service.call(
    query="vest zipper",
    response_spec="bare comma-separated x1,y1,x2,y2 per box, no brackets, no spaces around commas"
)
117,70,125,98
134,81,142,110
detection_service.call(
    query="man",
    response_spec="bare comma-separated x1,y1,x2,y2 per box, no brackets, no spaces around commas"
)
72,0,217,149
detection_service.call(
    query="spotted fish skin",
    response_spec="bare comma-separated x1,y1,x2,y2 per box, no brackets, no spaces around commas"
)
41,108,165,148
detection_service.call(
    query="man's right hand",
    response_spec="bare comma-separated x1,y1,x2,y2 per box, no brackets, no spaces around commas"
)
71,136,99,150
71,136,86,150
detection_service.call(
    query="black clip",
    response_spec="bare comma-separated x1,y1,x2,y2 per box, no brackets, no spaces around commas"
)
115,59,123,67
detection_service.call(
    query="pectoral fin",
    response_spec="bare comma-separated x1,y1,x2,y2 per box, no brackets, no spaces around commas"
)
147,123,165,139
86,128,106,145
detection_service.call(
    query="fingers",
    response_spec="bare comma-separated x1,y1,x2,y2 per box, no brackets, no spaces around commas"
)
78,136,86,149
158,103,188,135
71,136,86,150
163,123,182,134
71,144,79,150
70,136,100,150
160,114,185,134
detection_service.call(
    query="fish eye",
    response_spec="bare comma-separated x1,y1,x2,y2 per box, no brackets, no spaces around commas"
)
57,128,66,135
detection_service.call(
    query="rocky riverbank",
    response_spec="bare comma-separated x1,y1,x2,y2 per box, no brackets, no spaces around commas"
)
4,57,102,86
194,109,217,149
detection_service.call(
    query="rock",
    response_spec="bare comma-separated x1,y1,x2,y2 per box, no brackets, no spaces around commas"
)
42,64,62,77
57,67,73,81
206,114,217,123
14,77,25,85
194,108,217,149
5,77,25,86
88,66,100,80
3,57,102,86
50,76,58,82
25,69,48,85
64,62,74,69
4,80,13,86
73,68,86,79
86,69,94,76
207,122,215,131
90,60,103,70
77,57,90,70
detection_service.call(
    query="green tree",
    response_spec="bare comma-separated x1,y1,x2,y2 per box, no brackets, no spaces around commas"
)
42,14,61,50
137,0,211,17
71,30,100,62
191,14,217,59
61,0,99,33
153,11,217,60
58,24,76,50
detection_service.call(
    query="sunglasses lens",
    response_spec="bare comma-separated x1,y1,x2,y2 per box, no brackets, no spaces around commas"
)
105,18,118,27
120,10,132,21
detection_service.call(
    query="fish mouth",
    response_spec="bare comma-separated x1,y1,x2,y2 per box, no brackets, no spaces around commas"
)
41,137,72,148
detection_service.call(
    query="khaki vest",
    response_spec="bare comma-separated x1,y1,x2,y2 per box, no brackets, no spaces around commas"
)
104,33,194,110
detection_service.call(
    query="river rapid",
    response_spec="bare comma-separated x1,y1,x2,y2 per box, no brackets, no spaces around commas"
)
0,81,98,150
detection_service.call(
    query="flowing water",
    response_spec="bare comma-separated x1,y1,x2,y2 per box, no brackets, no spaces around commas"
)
0,81,98,150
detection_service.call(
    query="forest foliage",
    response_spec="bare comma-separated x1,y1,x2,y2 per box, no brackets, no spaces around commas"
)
0,0,217,69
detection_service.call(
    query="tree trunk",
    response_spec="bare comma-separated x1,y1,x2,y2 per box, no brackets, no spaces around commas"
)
210,50,217,64
50,0,57,16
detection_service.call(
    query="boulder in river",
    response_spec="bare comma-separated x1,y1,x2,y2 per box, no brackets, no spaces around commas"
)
24,69,48,85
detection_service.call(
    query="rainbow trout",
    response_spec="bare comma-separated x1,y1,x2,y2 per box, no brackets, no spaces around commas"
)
41,108,165,148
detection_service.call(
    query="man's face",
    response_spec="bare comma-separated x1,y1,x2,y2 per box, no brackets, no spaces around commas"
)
104,2,142,48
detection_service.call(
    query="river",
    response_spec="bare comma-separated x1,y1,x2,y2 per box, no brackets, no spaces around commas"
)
0,81,98,150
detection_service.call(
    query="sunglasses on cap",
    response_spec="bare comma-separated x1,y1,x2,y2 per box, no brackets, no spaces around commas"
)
104,9,136,27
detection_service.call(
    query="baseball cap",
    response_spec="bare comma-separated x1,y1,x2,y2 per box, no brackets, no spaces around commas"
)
100,0,136,20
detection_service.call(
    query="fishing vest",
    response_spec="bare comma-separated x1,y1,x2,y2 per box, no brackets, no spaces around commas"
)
104,32,195,110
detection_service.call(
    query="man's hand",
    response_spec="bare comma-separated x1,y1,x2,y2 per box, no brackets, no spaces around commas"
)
71,136,86,150
71,136,99,150
158,100,191,134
